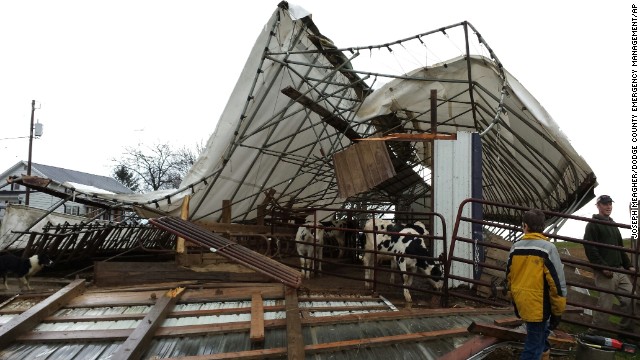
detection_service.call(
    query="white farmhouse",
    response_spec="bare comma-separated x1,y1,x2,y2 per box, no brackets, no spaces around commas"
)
0,161,133,224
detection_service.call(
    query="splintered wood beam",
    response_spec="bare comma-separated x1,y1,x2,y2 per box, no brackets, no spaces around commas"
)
285,286,304,360
250,293,265,344
281,86,361,141
176,195,191,254
0,279,86,349
110,287,185,360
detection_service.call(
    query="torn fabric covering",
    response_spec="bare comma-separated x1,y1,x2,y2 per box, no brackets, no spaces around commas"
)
57,2,595,226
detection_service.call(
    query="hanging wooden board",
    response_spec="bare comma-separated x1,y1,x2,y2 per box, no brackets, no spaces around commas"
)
333,140,395,198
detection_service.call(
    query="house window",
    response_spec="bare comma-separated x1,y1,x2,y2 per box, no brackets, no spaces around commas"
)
10,183,20,191
65,206,80,216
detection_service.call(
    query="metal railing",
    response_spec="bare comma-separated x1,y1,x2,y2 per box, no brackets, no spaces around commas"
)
447,198,639,339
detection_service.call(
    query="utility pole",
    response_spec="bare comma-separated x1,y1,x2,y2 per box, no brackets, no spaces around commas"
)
25,100,35,206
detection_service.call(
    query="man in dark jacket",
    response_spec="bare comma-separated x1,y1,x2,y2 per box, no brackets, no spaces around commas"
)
583,195,636,331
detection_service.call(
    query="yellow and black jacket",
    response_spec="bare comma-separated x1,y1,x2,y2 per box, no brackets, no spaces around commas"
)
506,233,567,322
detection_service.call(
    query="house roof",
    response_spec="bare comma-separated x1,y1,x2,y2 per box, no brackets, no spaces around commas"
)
0,161,133,194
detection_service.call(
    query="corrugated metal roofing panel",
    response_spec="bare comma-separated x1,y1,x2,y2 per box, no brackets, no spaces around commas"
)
0,282,513,360
309,309,389,317
35,319,140,332
0,342,118,360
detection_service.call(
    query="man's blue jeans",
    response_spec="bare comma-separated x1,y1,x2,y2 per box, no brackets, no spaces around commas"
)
520,321,550,359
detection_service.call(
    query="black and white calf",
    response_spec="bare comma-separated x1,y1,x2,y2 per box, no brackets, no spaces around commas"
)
295,222,325,279
362,219,442,302
0,253,53,290
390,228,443,302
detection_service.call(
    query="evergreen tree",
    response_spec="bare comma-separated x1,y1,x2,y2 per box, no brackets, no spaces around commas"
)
112,164,140,193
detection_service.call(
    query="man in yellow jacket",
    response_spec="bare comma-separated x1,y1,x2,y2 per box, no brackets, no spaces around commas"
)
506,209,567,360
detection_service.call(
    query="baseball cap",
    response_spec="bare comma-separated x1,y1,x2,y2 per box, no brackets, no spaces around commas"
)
597,195,614,204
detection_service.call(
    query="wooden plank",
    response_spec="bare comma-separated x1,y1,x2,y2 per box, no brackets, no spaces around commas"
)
368,139,396,182
301,307,513,326
66,285,284,308
332,150,354,198
481,266,506,279
567,288,597,306
560,254,595,272
486,247,508,261
305,327,468,353
110,287,185,360
43,305,287,323
94,261,270,287
494,317,522,327
485,234,512,249
250,293,265,344
564,265,595,288
18,328,134,342
476,273,509,301
162,347,288,360
280,86,362,141
0,279,85,349
298,295,379,302
356,140,386,187
467,322,575,350
191,222,296,236
158,326,469,360
176,195,191,254
343,145,368,196
285,286,304,360
17,307,515,342
437,335,500,360
181,286,284,303
356,133,457,142
333,141,396,198
222,200,232,224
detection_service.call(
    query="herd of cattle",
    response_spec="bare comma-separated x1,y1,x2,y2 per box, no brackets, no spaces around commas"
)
294,218,443,302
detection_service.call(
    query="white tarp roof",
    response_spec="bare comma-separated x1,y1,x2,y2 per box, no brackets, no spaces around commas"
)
53,2,595,225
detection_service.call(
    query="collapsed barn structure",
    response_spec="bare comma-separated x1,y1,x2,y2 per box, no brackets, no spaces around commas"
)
0,1,632,359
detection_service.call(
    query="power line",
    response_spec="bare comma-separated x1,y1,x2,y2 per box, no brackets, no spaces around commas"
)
0,136,29,141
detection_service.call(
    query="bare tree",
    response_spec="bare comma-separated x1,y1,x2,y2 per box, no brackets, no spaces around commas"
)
114,143,180,192
113,141,204,192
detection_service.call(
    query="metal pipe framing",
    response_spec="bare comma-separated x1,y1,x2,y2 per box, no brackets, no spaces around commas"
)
149,216,302,288
189,12,287,219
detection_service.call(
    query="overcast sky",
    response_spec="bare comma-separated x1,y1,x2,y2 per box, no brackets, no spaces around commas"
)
0,1,633,237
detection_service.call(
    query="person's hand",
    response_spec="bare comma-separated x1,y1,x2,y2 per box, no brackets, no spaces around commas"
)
629,267,636,272
549,314,561,330
602,269,614,278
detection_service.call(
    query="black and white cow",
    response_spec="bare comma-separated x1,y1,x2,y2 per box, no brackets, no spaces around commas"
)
295,222,325,279
362,219,443,302
390,228,443,302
